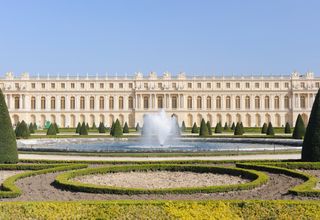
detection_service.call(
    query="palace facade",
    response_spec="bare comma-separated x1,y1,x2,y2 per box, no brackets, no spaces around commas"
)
0,71,318,129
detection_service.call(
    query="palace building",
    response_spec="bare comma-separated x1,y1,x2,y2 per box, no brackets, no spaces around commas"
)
0,71,318,129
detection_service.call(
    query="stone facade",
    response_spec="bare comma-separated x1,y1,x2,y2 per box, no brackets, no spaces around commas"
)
0,71,318,128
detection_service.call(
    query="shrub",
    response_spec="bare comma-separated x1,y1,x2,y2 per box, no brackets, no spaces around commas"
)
76,122,81,134
135,123,141,132
91,122,97,130
234,122,242,135
47,123,57,135
86,123,89,130
224,122,229,131
292,114,306,139
29,123,35,134
214,122,222,133
206,121,212,135
0,89,18,163
285,122,291,134
191,123,198,133
54,123,59,133
112,119,123,137
240,122,245,134
199,119,209,137
79,122,88,135
231,122,235,130
110,121,115,135
123,122,129,133
33,123,37,131
14,121,20,137
16,120,30,139
302,89,320,161
98,122,106,133
261,123,268,134
266,122,275,136
181,121,186,132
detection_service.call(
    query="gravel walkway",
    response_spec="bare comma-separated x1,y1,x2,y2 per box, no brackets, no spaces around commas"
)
73,171,247,189
0,171,27,185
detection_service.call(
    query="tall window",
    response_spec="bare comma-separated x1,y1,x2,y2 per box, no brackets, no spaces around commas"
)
31,96,36,110
255,96,260,109
207,96,212,109
265,96,270,109
226,96,231,109
196,96,202,109
143,96,149,109
274,96,280,109
172,96,177,109
41,97,46,109
99,96,104,110
235,96,241,109
80,96,85,110
284,96,289,109
60,97,65,110
119,96,124,109
14,96,20,109
216,96,221,109
109,97,114,110
70,97,75,110
300,95,306,109
51,97,56,110
90,96,95,110
158,96,163,108
245,96,250,109
128,96,133,109
187,96,192,109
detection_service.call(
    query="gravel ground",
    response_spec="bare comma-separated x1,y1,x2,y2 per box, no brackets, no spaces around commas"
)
0,171,27,185
297,169,320,189
72,171,247,189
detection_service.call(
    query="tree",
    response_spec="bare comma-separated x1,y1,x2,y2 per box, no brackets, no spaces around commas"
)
86,123,89,130
79,122,88,135
302,89,320,161
110,121,115,135
112,119,123,137
266,122,275,136
191,123,198,133
199,119,209,137
0,89,18,163
29,123,35,134
123,122,129,133
76,122,81,134
16,120,30,139
224,122,229,131
15,121,20,137
231,122,235,131
284,122,291,134
181,121,186,132
292,114,306,139
33,123,37,131
47,123,57,135
240,122,245,134
206,121,212,135
261,123,268,134
91,122,97,130
135,123,141,132
214,122,222,133
234,122,243,135
54,123,59,133
98,122,106,133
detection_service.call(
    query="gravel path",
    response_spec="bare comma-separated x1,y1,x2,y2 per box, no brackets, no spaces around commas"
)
0,171,27,185
297,169,320,190
73,171,247,189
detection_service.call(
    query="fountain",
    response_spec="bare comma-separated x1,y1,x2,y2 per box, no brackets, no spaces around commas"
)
141,109,180,146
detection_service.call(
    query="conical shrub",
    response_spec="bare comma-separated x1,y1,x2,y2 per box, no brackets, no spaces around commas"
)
292,114,306,139
231,122,235,131
123,122,129,133
91,122,97,130
261,123,268,134
199,119,209,137
86,123,89,130
98,122,106,133
15,121,21,137
214,122,222,133
224,122,229,131
47,123,57,135
110,121,115,135
79,122,88,135
234,122,242,135
29,123,35,134
181,121,186,132
302,89,320,161
266,122,275,136
0,89,18,163
206,121,212,135
53,123,59,133
191,123,198,133
284,122,291,134
33,123,37,131
240,122,245,134
76,122,81,134
16,120,30,139
112,119,123,137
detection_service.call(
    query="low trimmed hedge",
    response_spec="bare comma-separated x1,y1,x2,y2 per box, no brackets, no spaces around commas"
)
54,164,268,194
0,164,87,198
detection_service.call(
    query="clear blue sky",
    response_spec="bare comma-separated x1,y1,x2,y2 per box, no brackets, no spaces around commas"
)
0,0,319,76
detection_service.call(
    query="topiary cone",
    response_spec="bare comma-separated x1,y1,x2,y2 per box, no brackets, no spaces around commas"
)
292,114,306,139
0,89,18,163
112,119,123,137
199,119,209,137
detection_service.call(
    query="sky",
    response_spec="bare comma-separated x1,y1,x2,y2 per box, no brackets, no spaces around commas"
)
0,0,319,76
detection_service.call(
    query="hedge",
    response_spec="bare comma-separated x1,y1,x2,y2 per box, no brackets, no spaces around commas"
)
54,164,268,194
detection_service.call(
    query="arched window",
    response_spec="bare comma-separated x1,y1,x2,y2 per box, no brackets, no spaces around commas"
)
143,96,149,109
187,96,192,109
109,97,114,110
99,96,104,110
255,96,260,109
41,96,46,110
216,96,221,109
14,96,20,109
207,96,212,109
128,96,133,109
119,96,124,109
90,96,95,110
235,96,240,109
265,96,270,109
31,96,36,110
80,96,85,110
274,96,280,109
226,96,231,109
157,96,163,109
197,96,202,109
70,97,75,110
245,96,250,109
60,97,65,110
284,96,289,109
172,96,177,109
51,97,56,110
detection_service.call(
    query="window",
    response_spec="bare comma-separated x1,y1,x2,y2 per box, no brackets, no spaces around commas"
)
119,83,123,88
61,97,65,110
144,83,148,89
129,83,133,89
80,96,85,109
226,96,231,109
274,96,280,109
245,96,250,109
226,83,230,88
143,96,149,109
109,97,114,109
265,96,270,109
216,96,221,109
172,96,177,109
100,83,104,89
316,82,320,88
245,82,250,88
80,83,84,89
70,97,75,109
41,97,46,109
51,83,55,89
207,96,212,109
300,95,306,108
31,83,35,89
119,97,124,109
41,83,45,89
236,96,241,109
207,83,211,88
99,97,104,109
50,97,56,110
196,96,202,109
172,83,177,89
14,96,20,109
71,83,75,89
284,96,289,109
301,82,305,88
188,83,192,88
216,83,221,88
255,83,260,88
275,83,279,88
158,96,163,108
285,82,289,88
109,83,114,89
31,97,36,109
255,96,260,109
128,96,133,109
236,83,240,88
90,83,94,89
15,83,19,89
61,83,65,89
197,83,201,88
90,97,95,109
187,96,192,109
265,83,269,88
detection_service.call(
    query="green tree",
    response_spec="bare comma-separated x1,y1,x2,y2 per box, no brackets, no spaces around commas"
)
214,122,222,133
0,89,18,163
266,122,275,136
224,122,229,131
86,123,89,130
91,122,97,130
206,121,212,135
76,122,81,134
231,122,235,130
16,120,30,139
29,123,35,134
112,119,123,137
199,119,209,137
261,123,268,134
33,123,37,131
110,121,115,135
54,123,59,133
191,123,198,133
302,89,320,161
181,121,186,132
98,122,106,133
47,123,57,135
79,122,88,135
284,122,291,134
234,122,243,135
15,121,21,137
292,114,306,139
123,122,129,133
